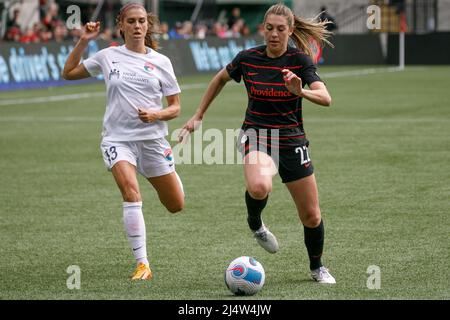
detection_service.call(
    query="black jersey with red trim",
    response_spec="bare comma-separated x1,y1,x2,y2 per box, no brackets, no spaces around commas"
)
226,45,322,147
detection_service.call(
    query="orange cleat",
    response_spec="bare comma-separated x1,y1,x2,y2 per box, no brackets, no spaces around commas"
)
131,262,153,280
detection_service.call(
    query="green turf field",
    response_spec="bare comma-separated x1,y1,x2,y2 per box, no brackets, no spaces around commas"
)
0,66,449,300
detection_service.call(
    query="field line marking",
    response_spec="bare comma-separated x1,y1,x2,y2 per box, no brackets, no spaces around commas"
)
0,67,408,107
319,67,404,78
0,117,448,123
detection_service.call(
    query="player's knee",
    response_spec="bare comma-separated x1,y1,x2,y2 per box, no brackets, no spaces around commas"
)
167,205,183,214
302,209,321,228
248,182,271,200
166,199,184,214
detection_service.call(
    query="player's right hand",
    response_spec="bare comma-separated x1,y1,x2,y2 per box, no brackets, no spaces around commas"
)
282,69,303,96
178,115,202,143
81,21,100,41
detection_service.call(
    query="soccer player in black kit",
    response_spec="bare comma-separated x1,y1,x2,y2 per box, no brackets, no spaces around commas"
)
180,3,336,284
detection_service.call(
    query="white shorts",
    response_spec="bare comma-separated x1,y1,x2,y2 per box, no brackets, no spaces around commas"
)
100,138,175,178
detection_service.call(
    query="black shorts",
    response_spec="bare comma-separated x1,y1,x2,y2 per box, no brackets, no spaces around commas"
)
237,129,314,183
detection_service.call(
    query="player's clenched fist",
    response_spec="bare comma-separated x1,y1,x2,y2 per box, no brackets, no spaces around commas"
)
81,21,100,41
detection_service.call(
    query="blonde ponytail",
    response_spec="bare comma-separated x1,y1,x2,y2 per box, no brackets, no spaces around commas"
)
291,14,333,58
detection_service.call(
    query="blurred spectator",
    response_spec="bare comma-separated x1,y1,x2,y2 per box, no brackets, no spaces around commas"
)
3,4,263,43
39,27,53,42
19,27,40,43
157,22,170,40
99,27,121,46
195,23,208,39
100,27,113,42
41,3,64,33
69,28,82,43
39,0,48,21
7,8,21,30
53,22,68,42
168,22,183,39
257,23,265,37
229,18,245,38
318,6,338,32
180,21,194,39
5,26,21,42
227,7,242,29
212,22,228,39
241,23,251,37
32,22,43,37
4,8,22,41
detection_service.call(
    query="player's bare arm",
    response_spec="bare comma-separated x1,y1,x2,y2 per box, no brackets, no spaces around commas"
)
178,68,231,142
282,69,331,106
195,68,232,120
62,22,100,80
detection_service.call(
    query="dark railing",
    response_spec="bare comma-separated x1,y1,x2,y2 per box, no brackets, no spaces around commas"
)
333,0,438,34
410,0,438,33
334,5,367,34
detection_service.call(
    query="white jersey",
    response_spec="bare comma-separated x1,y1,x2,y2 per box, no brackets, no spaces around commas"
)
83,45,181,141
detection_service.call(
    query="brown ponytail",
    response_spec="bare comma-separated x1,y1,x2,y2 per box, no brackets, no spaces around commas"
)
115,3,160,50
264,3,333,59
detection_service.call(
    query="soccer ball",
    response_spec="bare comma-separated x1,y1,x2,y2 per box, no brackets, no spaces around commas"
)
224,256,265,296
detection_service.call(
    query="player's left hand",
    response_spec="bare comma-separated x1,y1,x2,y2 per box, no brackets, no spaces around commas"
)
138,108,160,123
282,69,303,96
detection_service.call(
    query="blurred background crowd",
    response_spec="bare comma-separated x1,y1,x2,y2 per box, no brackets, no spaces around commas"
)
3,0,442,46
1,0,271,44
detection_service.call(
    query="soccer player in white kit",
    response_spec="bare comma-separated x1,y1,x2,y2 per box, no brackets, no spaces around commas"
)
62,3,184,280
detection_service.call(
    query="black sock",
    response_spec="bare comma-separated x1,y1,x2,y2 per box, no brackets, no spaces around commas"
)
245,191,268,231
304,220,324,270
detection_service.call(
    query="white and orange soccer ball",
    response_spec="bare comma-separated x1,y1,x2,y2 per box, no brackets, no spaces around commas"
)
224,256,265,296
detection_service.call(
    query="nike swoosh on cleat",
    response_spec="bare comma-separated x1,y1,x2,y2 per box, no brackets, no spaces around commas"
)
141,271,151,280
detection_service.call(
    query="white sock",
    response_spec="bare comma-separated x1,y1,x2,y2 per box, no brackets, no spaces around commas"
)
123,202,149,266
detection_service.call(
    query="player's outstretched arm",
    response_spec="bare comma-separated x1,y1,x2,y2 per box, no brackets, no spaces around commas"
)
62,22,100,80
178,68,232,142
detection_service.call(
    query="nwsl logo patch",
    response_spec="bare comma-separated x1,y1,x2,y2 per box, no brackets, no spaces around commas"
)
144,61,155,72
164,148,173,161
108,68,120,80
